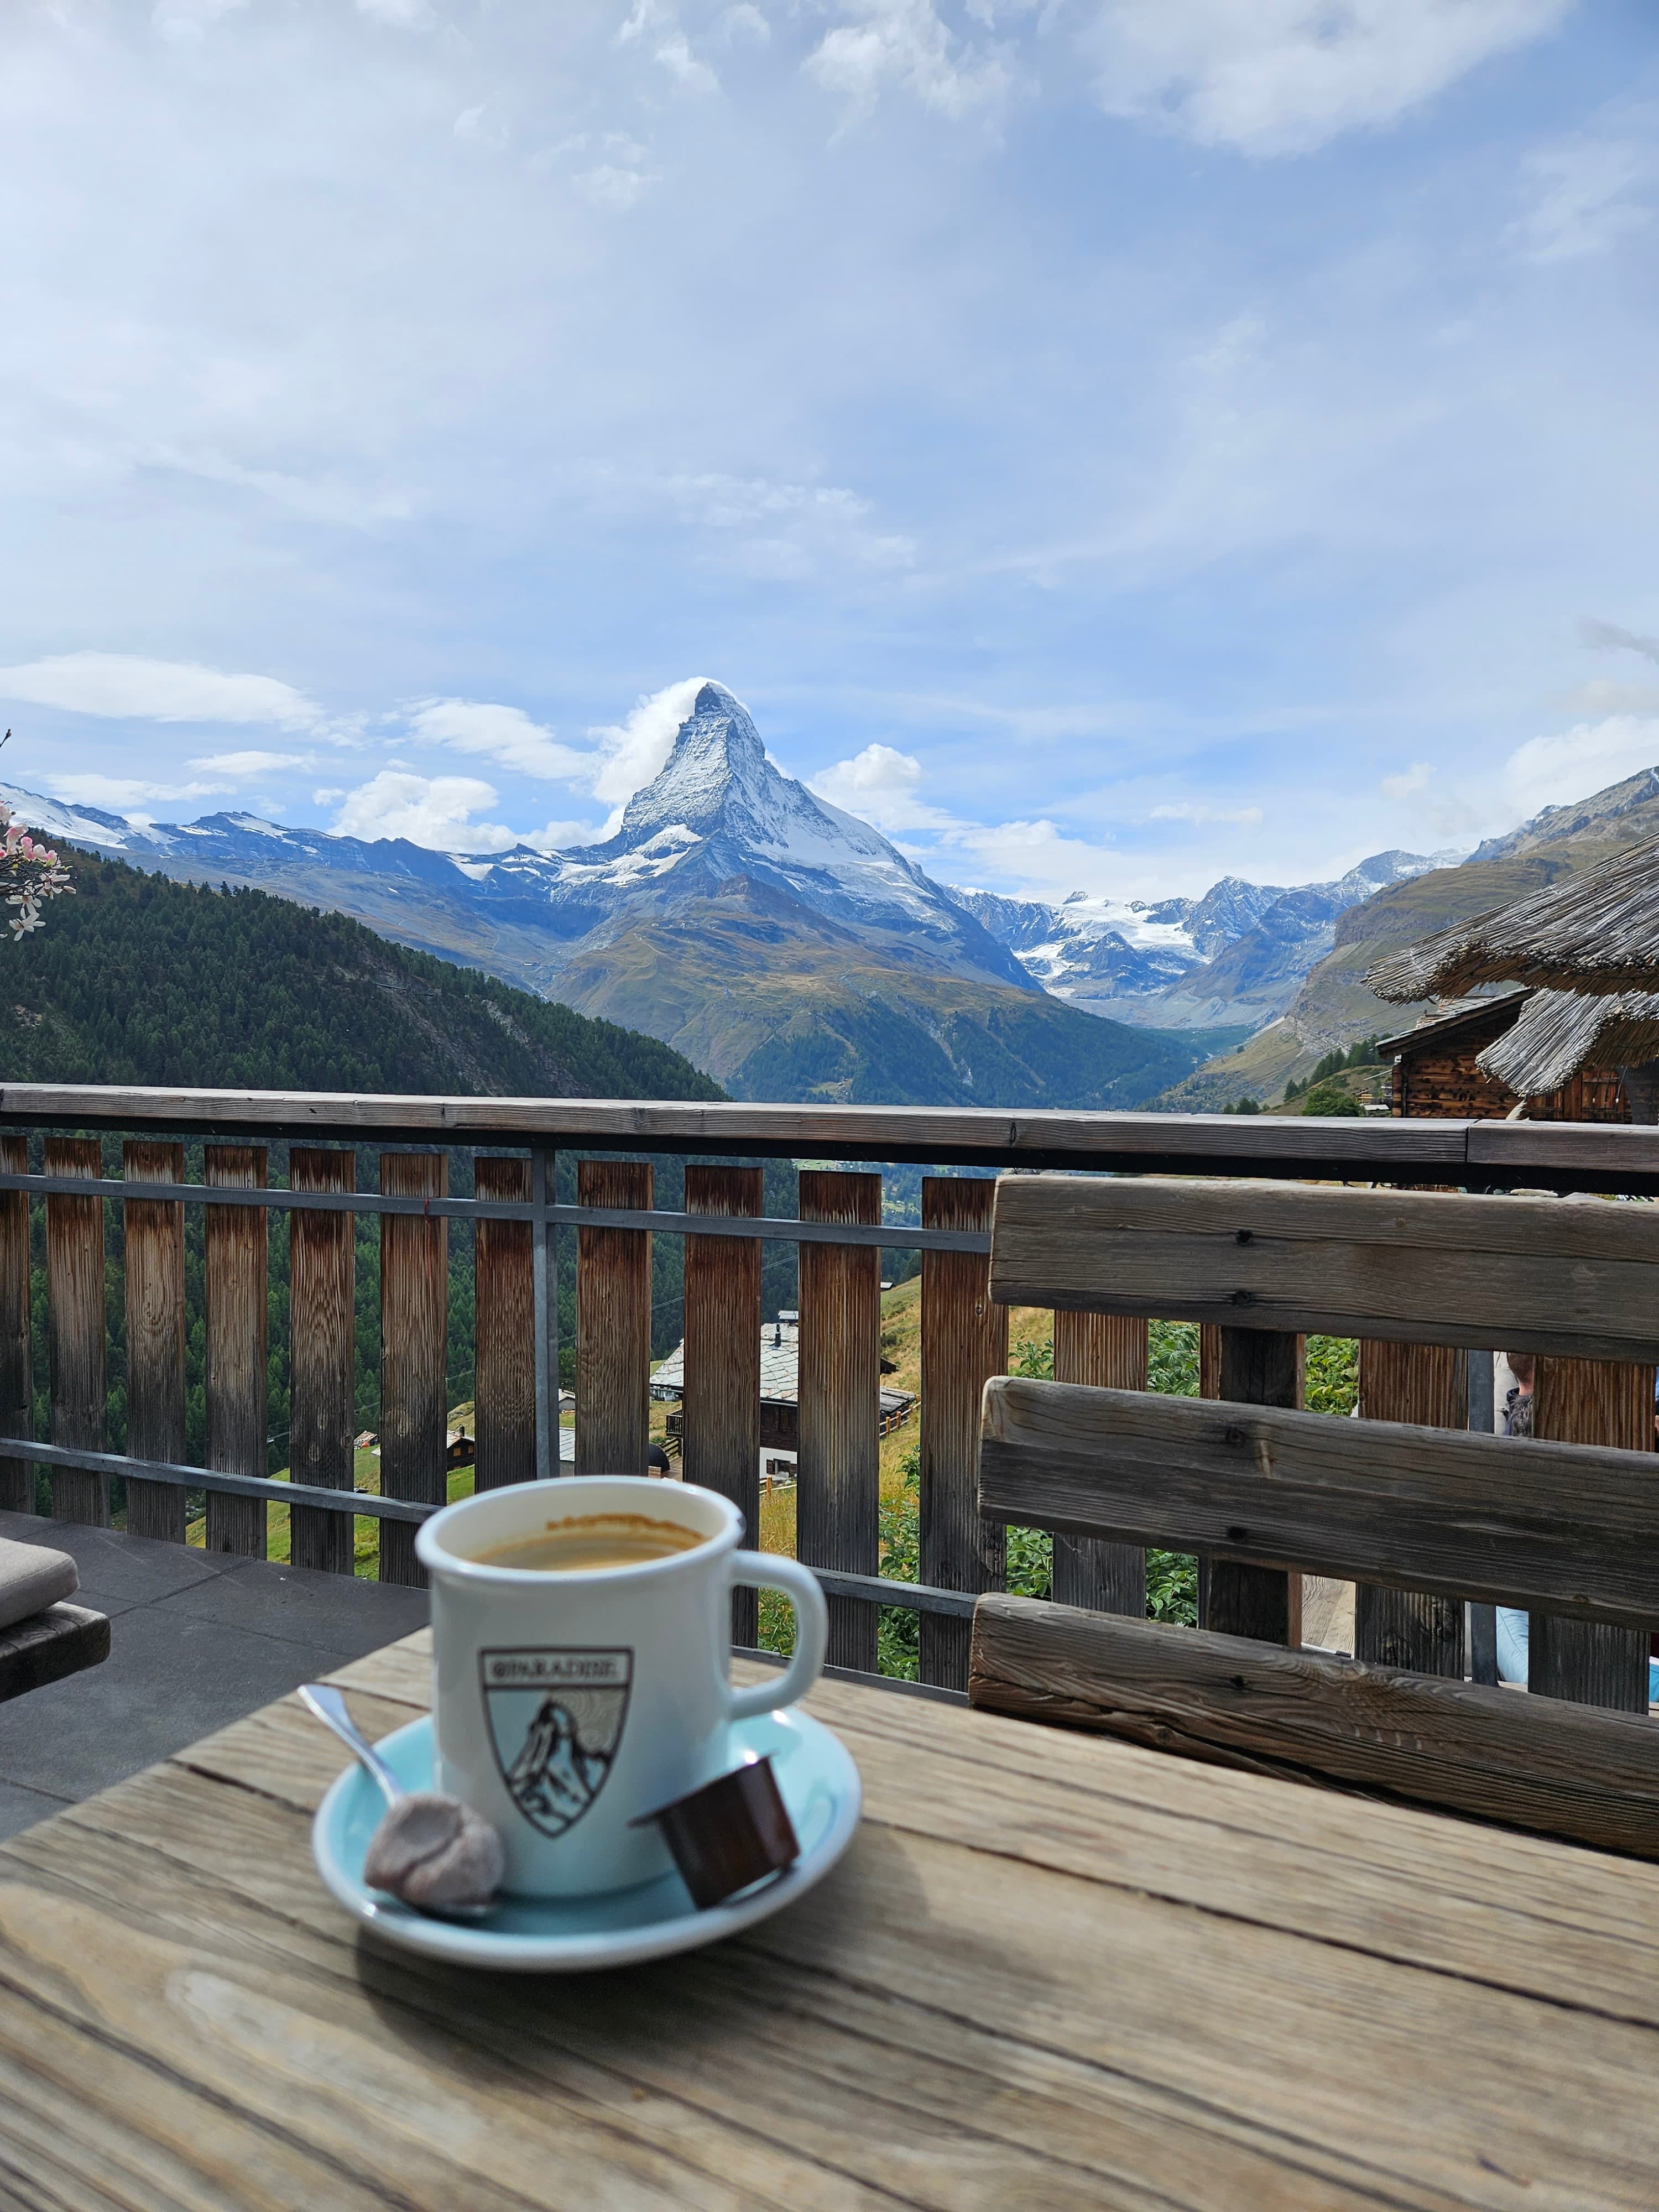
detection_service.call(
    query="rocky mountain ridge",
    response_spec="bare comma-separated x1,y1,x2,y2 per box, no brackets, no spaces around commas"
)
1162,760,1659,1109
946,847,1457,1032
10,684,1216,1110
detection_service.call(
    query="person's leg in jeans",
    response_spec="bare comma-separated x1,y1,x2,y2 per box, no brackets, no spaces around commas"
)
1495,1606,1529,1686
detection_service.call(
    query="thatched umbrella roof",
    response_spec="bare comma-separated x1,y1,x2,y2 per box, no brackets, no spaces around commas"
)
1474,987,1659,1099
1364,833,1659,1003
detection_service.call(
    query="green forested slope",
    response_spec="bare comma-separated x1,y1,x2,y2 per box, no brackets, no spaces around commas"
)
2,854,723,1100
4,857,745,1492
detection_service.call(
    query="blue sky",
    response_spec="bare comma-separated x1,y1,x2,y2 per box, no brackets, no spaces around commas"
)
1,0,1657,901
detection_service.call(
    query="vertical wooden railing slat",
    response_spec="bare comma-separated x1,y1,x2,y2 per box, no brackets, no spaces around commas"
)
1354,1340,1464,1675
576,1160,653,1476
1530,1357,1654,1711
379,1151,449,1585
684,1165,763,1646
474,1155,536,1493
1051,1311,1146,1616
919,1177,1006,1689
289,1149,356,1573
122,1140,186,1542
0,1135,32,1515
798,1170,881,1674
45,1136,107,1525
205,1145,268,1557
1202,1328,1302,1646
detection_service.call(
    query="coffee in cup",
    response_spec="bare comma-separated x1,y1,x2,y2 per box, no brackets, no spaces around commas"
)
465,1513,703,1575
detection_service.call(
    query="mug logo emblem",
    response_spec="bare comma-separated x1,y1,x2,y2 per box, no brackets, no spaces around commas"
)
478,1648,633,1839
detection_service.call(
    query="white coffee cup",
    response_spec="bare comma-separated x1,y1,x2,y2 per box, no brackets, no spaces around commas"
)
414,1476,829,1898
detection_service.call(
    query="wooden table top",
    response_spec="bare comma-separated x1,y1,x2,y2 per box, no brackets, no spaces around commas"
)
3,1631,1659,2210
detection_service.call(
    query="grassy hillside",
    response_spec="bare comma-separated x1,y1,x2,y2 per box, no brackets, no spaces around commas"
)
552,894,1220,1110
5,852,723,1099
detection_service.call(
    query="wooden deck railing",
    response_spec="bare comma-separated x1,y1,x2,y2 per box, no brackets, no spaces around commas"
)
4,1084,1659,1693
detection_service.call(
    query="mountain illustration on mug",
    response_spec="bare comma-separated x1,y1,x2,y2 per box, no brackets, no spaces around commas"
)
479,1649,633,1839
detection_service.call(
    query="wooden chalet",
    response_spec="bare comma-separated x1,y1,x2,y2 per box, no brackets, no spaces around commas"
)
1377,990,1630,1123
651,1321,916,1458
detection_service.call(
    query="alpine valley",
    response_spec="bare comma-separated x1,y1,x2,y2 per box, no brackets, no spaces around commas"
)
20,679,1643,1113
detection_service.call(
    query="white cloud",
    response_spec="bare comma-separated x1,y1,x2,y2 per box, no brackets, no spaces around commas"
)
1079,0,1571,158
806,0,1013,123
1511,130,1656,263
718,4,771,45
47,774,231,810
404,698,593,780
940,816,1120,899
1380,761,1433,800
587,677,711,812
188,749,311,775
312,786,346,805
1504,715,1659,817
520,817,599,852
617,3,721,94
810,743,957,830
0,651,328,731
1149,799,1264,827
575,164,660,212
1554,679,1659,717
330,771,523,853
655,33,721,95
152,0,249,43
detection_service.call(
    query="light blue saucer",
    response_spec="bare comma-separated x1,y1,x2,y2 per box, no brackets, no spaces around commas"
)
311,1704,862,1972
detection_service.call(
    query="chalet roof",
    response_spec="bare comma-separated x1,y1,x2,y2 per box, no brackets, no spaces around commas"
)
650,1327,915,1419
1374,990,1531,1062
1475,987,1659,1099
1364,835,1659,1003
651,1329,801,1402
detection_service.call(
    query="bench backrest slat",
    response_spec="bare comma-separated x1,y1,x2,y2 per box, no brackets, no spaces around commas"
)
989,1176,1659,1363
979,1378,1659,1630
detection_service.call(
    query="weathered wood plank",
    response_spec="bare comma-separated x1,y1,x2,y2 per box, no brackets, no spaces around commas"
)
122,1140,186,1543
0,1083,1484,1180
289,1147,356,1573
0,1134,30,1515
204,1145,268,1558
0,1601,108,1704
1051,1312,1146,1615
379,1150,448,1585
45,1136,106,1526
223,1640,1659,2026
1354,1339,1464,1676
17,1651,1659,2212
978,1376,1659,1629
576,1159,652,1475
473,1154,535,1493
919,1177,1006,1689
969,1590,1659,1860
684,1165,762,1646
798,1170,881,1674
990,1172,1659,1359
1202,1328,1302,1646
0,1772,1484,2212
1530,1354,1656,1712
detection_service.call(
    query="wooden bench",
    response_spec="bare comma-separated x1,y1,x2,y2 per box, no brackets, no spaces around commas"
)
971,1175,1659,1856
